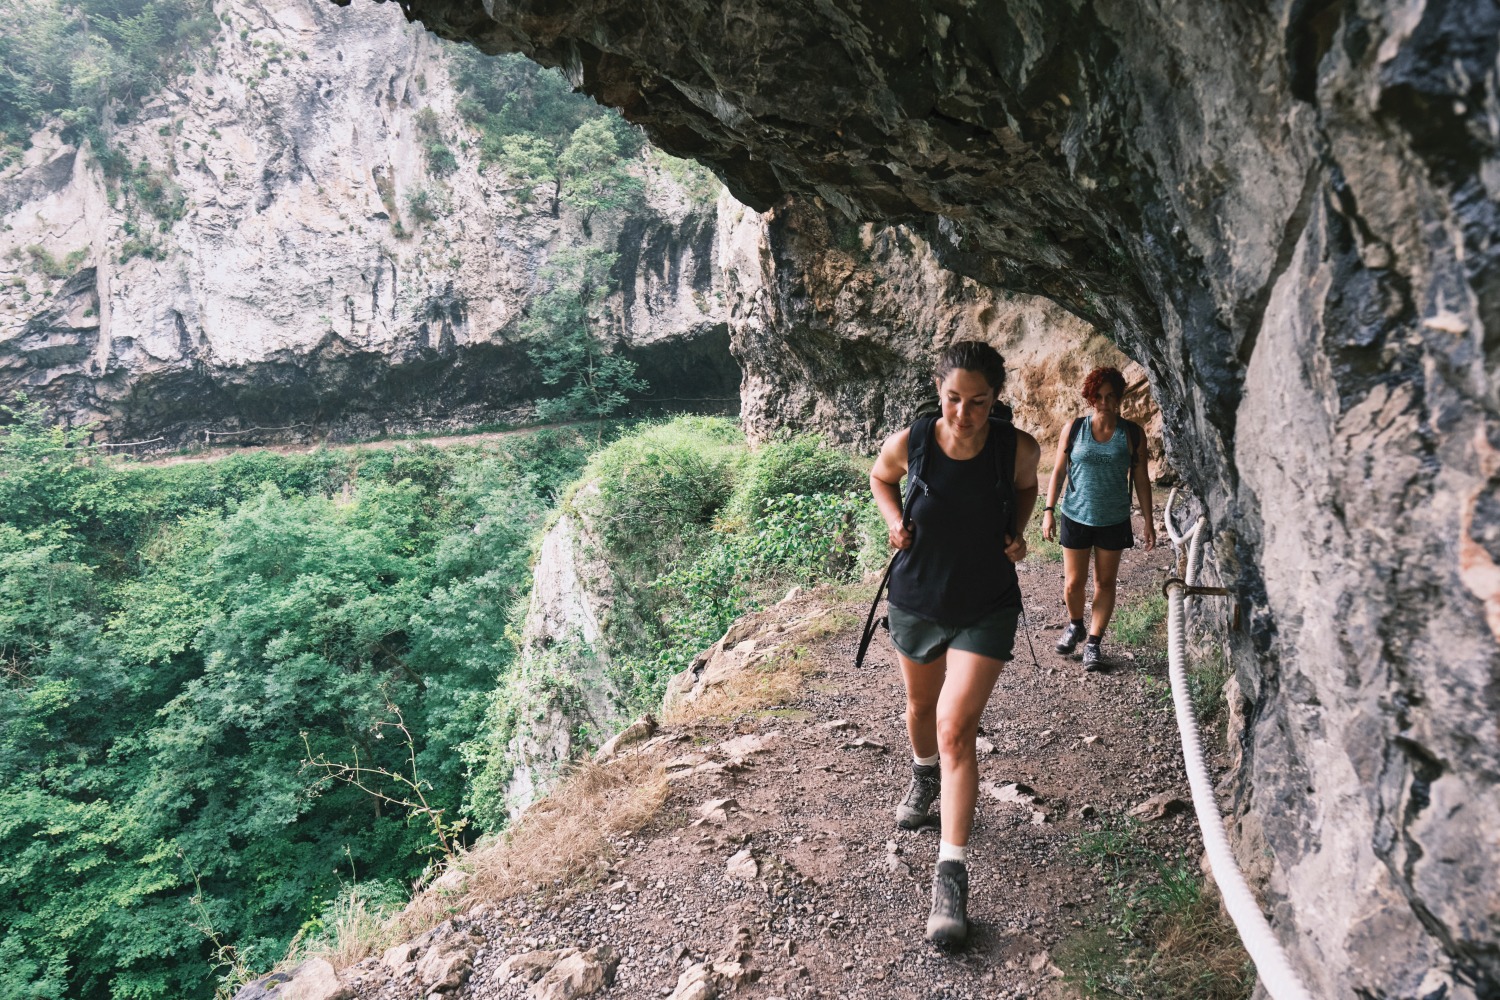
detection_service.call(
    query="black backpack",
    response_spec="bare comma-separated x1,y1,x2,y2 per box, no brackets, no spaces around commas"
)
1062,415,1143,503
855,412,1019,668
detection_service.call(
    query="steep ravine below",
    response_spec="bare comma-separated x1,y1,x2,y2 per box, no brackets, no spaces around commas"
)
384,2,1500,995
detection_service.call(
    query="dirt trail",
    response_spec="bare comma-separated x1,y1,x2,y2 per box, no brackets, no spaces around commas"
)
342,515,1225,1000
119,422,582,467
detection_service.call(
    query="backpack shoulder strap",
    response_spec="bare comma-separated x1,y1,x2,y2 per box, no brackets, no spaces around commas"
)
1062,416,1085,496
990,417,1018,537
1066,415,1086,454
1120,418,1143,467
904,415,938,517
990,416,1018,493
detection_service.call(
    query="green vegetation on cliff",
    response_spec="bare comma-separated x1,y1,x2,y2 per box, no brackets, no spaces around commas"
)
453,50,644,222
0,0,217,162
0,404,598,999
463,419,883,828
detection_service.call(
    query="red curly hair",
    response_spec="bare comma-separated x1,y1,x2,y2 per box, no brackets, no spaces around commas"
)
1081,366,1127,405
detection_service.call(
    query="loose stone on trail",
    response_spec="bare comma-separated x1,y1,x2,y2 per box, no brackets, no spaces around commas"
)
725,848,759,880
984,781,1043,807
1129,791,1190,821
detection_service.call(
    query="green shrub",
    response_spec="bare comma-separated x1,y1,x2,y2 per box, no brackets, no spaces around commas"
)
406,186,442,223
567,416,741,575
0,410,580,1000
722,434,867,525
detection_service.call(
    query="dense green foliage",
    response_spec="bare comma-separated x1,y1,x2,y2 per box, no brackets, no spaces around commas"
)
525,248,647,425
1,407,878,998
0,404,597,1000
452,50,643,223
0,0,217,162
566,419,880,710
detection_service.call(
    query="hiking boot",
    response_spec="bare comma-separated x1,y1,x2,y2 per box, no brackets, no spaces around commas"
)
1056,622,1086,655
926,860,969,947
896,762,941,830
1083,641,1104,671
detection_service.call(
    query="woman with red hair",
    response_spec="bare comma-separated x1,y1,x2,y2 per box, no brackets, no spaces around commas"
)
1040,366,1155,669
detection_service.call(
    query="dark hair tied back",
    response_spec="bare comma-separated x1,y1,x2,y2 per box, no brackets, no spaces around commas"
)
935,340,1007,392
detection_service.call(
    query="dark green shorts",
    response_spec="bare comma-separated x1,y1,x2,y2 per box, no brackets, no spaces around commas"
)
887,604,1021,665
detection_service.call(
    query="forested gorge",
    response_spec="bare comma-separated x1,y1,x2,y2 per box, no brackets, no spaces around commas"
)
0,406,886,999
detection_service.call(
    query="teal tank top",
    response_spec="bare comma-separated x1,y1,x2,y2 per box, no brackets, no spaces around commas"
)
1059,415,1132,527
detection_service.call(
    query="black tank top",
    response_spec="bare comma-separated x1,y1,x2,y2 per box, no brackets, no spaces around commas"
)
888,422,1020,624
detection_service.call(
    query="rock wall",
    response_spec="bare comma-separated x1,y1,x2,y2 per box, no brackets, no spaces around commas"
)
718,194,1160,464
0,0,738,446
387,0,1500,995
498,488,629,820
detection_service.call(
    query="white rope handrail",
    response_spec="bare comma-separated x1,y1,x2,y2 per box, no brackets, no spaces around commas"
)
1163,492,1314,1000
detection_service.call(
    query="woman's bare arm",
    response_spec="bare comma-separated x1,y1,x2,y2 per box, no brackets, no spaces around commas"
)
1132,435,1156,550
1041,423,1072,541
870,429,913,550
1005,430,1041,561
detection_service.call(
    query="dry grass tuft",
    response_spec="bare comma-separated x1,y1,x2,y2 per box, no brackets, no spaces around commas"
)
294,756,668,973
1147,893,1257,998
665,647,821,726
284,885,411,973
465,755,669,903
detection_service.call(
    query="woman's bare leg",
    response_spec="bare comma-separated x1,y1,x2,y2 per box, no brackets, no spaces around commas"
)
934,649,1006,846
899,651,947,759
1062,546,1091,621
1090,547,1124,638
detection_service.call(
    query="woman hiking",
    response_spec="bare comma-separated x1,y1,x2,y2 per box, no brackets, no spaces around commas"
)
868,341,1040,948
1041,365,1155,670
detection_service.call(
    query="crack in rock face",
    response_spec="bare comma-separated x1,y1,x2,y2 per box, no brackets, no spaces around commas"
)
373,0,1500,995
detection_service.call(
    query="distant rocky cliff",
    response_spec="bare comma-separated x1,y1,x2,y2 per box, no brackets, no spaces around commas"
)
721,195,1158,464
0,0,1134,453
0,0,738,445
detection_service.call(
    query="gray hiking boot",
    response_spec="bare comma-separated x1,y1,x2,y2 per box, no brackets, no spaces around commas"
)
895,762,941,830
926,860,969,947
1056,622,1086,655
1083,641,1104,671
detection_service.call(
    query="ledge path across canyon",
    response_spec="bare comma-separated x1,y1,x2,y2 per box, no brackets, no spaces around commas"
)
336,517,1235,1000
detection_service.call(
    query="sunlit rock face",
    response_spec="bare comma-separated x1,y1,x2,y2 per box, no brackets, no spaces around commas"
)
0,0,738,446
717,194,1159,463
388,0,1500,994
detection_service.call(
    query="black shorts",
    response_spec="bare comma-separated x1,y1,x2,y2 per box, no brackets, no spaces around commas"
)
1059,512,1134,551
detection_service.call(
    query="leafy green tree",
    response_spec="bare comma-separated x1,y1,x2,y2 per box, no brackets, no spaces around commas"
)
0,0,216,152
0,410,591,999
497,133,561,213
558,117,643,235
525,249,645,427
450,49,644,221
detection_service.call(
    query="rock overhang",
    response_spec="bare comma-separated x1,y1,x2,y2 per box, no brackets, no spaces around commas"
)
361,0,1500,995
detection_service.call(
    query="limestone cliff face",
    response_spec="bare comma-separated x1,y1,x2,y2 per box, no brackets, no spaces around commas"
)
0,0,737,445
499,490,627,820
391,0,1500,995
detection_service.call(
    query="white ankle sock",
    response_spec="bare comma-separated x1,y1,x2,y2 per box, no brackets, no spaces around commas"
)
938,841,968,864
913,751,940,766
